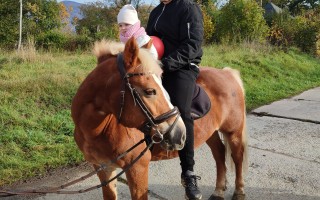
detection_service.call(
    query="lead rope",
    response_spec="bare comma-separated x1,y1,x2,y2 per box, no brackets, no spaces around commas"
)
0,138,154,197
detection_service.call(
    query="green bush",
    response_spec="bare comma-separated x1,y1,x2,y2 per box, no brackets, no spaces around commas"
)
95,24,119,41
0,20,17,50
294,18,319,54
268,24,288,48
269,8,320,56
35,31,94,52
63,34,93,51
36,30,67,50
293,9,320,56
316,32,320,57
214,0,269,44
267,10,296,48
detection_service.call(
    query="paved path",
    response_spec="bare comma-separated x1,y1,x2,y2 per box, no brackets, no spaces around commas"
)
2,87,320,200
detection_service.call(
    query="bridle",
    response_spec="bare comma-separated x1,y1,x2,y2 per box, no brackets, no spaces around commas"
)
117,53,180,143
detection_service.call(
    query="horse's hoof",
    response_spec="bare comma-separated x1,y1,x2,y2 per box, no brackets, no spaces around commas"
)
208,194,224,200
231,193,245,200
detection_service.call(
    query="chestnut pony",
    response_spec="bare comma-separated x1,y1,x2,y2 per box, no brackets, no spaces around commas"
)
71,38,248,200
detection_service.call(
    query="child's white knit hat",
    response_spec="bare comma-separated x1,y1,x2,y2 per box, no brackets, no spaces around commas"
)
117,5,139,25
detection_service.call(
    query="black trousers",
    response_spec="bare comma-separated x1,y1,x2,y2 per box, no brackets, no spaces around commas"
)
162,66,199,173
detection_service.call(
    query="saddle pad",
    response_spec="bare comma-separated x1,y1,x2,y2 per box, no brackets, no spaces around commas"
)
191,84,211,120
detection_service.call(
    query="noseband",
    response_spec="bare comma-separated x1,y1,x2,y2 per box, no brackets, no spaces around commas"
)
116,53,180,143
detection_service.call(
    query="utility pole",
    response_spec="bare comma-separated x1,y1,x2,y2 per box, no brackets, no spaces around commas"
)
18,0,22,51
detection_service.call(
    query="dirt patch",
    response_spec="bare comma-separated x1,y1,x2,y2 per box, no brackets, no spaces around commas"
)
0,162,94,198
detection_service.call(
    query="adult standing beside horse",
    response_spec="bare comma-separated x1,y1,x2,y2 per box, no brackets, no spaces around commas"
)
146,0,204,199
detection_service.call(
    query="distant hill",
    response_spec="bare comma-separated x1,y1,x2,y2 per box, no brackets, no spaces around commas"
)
60,1,83,31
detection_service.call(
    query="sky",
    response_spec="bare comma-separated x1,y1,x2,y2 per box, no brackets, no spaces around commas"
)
56,0,158,5
56,0,226,8
57,0,101,3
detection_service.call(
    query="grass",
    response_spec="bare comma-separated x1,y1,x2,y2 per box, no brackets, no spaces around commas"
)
0,43,319,186
0,49,95,185
202,43,320,109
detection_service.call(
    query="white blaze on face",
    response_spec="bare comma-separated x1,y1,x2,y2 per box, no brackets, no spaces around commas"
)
152,74,172,109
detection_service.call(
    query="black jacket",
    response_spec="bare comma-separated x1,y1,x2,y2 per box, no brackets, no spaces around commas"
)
146,0,204,72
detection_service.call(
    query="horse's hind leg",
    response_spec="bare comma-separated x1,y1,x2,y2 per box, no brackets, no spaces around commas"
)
206,131,227,200
226,130,246,200
93,164,118,200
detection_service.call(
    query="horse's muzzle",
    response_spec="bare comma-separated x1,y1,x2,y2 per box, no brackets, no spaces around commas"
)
160,116,186,151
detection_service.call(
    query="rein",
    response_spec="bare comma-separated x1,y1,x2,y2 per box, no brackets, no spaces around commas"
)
0,138,154,197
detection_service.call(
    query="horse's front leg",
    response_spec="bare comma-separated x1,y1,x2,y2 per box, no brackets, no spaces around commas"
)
125,154,150,200
93,164,118,200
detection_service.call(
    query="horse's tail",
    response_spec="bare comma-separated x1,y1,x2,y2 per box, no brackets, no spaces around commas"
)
223,67,249,175
93,39,124,64
241,110,248,175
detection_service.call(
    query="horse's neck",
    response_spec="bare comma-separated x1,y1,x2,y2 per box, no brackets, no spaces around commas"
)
87,61,120,115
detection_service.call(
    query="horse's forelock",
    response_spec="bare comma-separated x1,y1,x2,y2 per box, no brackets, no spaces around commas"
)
93,39,125,60
93,39,162,77
138,48,163,77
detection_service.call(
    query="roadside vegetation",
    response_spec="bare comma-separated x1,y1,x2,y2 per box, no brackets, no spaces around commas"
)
0,43,319,186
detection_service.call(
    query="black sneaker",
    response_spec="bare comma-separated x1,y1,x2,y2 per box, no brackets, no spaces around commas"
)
181,170,202,200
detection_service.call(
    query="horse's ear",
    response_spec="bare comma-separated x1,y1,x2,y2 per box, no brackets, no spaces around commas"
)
123,37,139,69
141,38,153,49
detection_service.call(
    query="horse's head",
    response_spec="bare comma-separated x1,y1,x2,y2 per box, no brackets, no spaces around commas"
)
100,38,186,150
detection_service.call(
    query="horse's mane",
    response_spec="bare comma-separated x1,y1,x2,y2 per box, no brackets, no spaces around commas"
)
93,39,124,64
223,67,244,94
93,39,163,77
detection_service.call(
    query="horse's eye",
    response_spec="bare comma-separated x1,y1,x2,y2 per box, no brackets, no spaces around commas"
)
144,88,156,96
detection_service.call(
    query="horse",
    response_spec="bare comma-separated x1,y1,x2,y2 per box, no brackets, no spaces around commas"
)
71,37,248,200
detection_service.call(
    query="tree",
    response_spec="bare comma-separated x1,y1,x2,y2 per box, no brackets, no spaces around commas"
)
287,0,319,15
75,1,156,40
214,0,269,43
0,0,20,48
75,2,111,37
0,0,61,49
18,0,23,50
259,0,319,15
23,0,61,36
59,2,72,33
